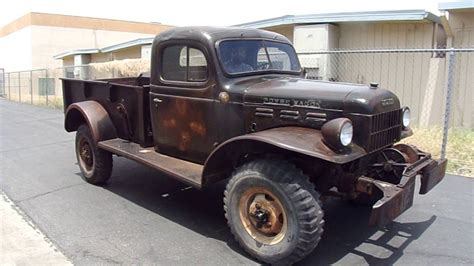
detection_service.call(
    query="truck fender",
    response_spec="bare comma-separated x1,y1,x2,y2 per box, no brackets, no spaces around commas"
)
202,126,367,185
64,101,117,143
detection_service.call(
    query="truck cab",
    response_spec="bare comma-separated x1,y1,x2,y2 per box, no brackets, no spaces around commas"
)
62,27,447,265
148,27,306,163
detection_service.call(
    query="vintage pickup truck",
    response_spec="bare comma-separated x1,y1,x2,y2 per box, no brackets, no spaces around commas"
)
62,27,447,264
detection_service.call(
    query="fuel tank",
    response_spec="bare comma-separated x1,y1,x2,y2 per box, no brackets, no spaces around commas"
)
242,77,400,114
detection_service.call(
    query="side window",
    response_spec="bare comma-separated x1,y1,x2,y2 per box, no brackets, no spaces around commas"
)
161,45,208,82
188,48,207,81
162,45,187,81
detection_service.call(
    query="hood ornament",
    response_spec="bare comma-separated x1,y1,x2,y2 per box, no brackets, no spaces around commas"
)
370,82,379,89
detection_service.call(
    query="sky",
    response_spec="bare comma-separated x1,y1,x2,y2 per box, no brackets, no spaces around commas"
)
0,0,453,28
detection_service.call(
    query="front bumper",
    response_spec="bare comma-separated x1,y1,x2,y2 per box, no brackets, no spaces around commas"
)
356,152,447,227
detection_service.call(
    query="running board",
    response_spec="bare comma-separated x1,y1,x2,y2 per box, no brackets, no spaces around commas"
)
98,138,203,188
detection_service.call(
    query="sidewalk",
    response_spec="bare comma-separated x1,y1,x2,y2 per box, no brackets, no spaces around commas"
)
0,192,71,265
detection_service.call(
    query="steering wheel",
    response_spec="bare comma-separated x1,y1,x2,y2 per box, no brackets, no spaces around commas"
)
256,62,270,70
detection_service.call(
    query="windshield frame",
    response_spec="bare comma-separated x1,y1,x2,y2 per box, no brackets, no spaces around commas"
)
215,38,302,77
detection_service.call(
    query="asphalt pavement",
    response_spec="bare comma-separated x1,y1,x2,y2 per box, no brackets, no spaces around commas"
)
0,98,473,265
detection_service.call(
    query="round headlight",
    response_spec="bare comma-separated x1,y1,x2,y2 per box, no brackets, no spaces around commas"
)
340,122,353,146
322,118,353,150
402,107,411,128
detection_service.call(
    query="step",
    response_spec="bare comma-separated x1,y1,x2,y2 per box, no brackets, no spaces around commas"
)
98,138,203,188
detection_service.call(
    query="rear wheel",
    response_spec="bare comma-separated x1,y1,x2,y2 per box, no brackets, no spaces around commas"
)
224,159,324,264
75,124,112,185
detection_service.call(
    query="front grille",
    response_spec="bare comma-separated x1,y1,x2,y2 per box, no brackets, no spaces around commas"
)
367,109,402,151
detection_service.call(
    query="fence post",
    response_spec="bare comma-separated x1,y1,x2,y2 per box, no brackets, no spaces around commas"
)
18,72,21,102
45,69,49,106
1,69,4,96
30,70,33,104
8,73,11,100
441,49,456,160
18,72,21,103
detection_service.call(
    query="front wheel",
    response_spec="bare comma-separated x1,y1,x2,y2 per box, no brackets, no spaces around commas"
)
224,159,324,265
75,124,113,185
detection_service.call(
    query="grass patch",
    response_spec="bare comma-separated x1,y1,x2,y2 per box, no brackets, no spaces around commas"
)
402,126,474,177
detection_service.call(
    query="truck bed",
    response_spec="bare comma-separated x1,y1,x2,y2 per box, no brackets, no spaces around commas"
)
62,76,153,147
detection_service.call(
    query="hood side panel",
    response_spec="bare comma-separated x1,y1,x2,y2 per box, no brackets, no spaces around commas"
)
242,77,400,114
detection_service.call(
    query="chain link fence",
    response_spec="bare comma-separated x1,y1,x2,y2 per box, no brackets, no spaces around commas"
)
300,48,473,127
2,69,60,108
0,59,150,108
0,49,472,176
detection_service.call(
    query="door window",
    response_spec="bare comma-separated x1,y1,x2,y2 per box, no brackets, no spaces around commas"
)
161,45,208,82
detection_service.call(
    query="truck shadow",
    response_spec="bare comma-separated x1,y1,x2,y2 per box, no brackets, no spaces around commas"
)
298,199,436,265
104,158,436,265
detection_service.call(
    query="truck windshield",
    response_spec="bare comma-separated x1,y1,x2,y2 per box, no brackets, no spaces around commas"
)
218,40,301,75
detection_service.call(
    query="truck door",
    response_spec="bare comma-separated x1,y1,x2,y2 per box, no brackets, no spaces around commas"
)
149,43,217,164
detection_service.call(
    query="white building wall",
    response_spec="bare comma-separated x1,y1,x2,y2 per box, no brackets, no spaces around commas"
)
30,25,155,70
0,27,33,72
0,25,158,72
141,45,152,59
293,24,339,80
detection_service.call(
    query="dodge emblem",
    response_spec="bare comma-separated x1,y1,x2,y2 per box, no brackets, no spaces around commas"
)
381,98,395,106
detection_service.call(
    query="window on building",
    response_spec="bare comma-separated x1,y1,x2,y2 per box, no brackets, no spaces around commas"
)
38,78,55,96
161,45,208,82
65,69,75,78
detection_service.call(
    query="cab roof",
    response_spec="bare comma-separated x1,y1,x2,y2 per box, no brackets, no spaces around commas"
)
152,26,292,47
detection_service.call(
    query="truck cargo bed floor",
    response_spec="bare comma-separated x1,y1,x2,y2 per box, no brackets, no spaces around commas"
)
98,138,203,188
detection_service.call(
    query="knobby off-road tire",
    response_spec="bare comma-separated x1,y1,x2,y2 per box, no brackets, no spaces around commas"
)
75,124,113,185
224,159,324,265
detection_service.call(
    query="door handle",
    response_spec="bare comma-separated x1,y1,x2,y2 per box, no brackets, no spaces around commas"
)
153,98,163,103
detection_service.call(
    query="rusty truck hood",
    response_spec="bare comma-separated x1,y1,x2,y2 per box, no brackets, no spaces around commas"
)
243,77,400,114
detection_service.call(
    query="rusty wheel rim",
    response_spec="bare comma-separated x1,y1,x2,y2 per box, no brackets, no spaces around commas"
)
78,138,94,172
238,187,287,245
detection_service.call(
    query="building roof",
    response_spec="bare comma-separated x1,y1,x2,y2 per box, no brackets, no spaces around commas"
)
0,12,172,38
234,10,440,29
101,37,154,53
54,38,154,59
53,49,100,59
439,1,474,11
